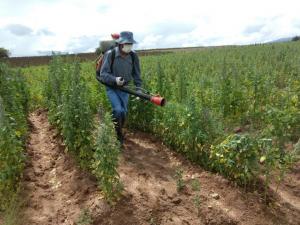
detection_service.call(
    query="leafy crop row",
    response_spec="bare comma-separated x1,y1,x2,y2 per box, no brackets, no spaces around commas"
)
23,42,300,190
42,56,121,201
127,42,300,186
0,62,29,210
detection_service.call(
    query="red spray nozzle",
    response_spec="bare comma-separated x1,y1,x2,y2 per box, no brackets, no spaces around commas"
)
150,96,166,106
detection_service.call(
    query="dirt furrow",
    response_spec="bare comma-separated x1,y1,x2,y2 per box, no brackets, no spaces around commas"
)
269,161,300,211
21,110,102,225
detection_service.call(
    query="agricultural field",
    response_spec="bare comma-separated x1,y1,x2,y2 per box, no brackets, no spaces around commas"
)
0,42,300,225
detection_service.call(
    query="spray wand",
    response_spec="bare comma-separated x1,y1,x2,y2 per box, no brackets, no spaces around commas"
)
100,80,166,107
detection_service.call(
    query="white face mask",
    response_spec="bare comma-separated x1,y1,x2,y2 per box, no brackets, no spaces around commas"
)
122,44,133,53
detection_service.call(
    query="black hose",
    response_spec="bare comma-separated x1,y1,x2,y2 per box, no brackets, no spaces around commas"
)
100,81,152,100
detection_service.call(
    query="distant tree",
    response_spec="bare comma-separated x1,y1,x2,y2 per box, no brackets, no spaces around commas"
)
0,48,10,59
292,36,300,41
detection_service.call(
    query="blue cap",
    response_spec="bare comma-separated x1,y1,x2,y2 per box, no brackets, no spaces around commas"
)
116,31,137,44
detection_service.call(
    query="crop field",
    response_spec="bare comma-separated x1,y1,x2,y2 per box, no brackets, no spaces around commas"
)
0,42,299,225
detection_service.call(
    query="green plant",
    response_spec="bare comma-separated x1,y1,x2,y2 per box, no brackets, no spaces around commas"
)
75,209,93,225
1,189,24,225
0,63,28,211
193,194,201,217
0,63,29,140
60,61,94,166
258,138,280,202
174,167,185,192
0,98,25,211
190,179,201,216
92,112,122,203
210,134,259,185
44,57,94,167
191,179,201,192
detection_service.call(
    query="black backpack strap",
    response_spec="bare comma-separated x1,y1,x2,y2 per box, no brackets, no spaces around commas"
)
130,51,135,73
110,49,115,73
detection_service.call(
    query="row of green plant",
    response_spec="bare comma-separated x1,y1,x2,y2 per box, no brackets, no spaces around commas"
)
23,42,300,188
42,56,121,202
125,42,300,186
0,62,29,211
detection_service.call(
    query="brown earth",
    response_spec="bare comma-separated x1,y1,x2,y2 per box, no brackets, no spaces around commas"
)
6,49,173,67
269,161,300,213
20,109,101,224
8,46,217,67
9,110,300,225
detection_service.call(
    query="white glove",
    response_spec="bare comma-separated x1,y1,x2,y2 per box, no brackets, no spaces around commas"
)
116,77,125,86
136,87,143,93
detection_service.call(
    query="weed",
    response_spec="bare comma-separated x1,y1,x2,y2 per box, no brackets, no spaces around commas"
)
75,209,93,225
174,167,185,192
193,194,201,217
191,179,201,192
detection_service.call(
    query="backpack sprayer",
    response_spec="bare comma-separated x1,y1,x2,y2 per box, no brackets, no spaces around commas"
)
100,80,166,107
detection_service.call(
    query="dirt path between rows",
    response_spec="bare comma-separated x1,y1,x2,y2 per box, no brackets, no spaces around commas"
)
21,110,101,224
19,110,299,225
270,161,300,211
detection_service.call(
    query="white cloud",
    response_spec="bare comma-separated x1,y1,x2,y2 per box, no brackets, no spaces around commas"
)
0,0,299,56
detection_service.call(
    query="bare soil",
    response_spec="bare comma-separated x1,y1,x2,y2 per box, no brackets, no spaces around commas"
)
269,161,300,213
21,109,101,224
10,110,300,225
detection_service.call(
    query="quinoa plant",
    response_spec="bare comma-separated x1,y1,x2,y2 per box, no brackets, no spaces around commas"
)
60,61,94,166
43,55,67,128
0,100,25,211
0,63,29,140
92,112,122,203
0,63,28,211
44,57,94,167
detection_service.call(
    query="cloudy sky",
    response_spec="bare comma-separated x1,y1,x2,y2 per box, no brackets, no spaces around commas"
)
0,0,299,56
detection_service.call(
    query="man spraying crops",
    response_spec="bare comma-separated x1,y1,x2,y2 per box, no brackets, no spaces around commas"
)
99,31,142,144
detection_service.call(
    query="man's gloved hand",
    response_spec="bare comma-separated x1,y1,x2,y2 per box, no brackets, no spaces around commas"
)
136,87,143,94
116,77,125,86
135,87,143,100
